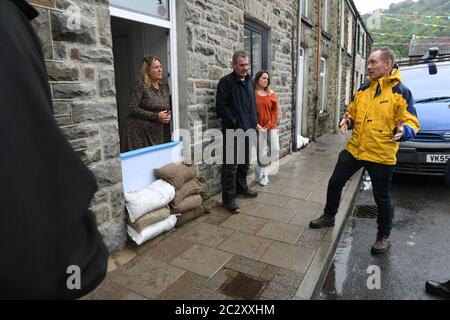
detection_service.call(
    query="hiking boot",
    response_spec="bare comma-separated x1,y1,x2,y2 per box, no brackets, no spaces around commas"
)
309,215,335,229
223,200,240,214
371,233,391,254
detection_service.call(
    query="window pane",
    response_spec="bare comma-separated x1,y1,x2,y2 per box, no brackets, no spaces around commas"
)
321,0,327,31
252,32,263,76
319,76,324,111
244,28,252,75
110,0,169,20
320,59,325,73
301,0,308,17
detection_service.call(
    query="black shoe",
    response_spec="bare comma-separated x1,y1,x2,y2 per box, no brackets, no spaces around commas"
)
237,189,258,198
309,215,335,229
224,200,240,214
425,280,450,299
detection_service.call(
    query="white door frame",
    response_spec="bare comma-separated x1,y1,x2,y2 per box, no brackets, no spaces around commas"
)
109,0,179,141
295,47,305,138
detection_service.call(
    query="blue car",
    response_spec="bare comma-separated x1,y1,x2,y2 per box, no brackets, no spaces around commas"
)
395,50,450,176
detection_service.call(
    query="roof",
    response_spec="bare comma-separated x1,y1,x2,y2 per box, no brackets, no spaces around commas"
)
409,38,450,57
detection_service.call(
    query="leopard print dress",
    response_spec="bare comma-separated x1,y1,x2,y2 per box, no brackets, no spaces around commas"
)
120,80,171,152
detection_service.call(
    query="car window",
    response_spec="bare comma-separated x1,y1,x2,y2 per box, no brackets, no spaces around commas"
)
400,63,450,101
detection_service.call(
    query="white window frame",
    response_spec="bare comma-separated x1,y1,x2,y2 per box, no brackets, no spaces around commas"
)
319,57,327,114
296,47,306,136
109,0,179,141
321,0,328,32
347,14,353,54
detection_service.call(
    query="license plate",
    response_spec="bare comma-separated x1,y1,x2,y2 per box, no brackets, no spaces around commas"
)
426,154,450,163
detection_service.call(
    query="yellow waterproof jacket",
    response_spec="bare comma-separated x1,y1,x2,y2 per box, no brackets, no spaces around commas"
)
345,65,420,165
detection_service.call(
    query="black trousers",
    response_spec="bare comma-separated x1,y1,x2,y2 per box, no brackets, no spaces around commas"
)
221,130,253,203
324,149,395,235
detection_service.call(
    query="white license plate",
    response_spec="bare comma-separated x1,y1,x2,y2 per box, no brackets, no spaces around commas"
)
426,154,450,163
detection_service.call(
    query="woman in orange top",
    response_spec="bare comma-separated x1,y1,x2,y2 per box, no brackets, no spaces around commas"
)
254,70,280,186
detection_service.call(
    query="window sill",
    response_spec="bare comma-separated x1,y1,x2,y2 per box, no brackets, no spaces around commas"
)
321,31,332,41
301,16,314,28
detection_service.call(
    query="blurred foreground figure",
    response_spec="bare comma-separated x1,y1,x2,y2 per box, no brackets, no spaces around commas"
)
0,0,108,299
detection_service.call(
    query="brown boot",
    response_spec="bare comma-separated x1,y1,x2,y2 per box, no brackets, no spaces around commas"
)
309,215,335,229
371,233,391,254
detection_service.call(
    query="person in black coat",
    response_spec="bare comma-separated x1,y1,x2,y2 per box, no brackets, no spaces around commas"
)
216,51,259,213
0,0,108,299
424,160,450,299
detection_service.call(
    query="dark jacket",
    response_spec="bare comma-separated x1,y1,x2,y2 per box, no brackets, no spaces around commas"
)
0,0,108,299
216,72,258,130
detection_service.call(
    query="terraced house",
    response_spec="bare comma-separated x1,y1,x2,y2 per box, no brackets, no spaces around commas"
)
27,0,372,251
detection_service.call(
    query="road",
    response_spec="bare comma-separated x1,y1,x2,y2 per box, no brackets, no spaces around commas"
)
319,172,450,300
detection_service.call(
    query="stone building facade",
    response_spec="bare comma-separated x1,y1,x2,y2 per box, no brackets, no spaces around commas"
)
27,0,372,251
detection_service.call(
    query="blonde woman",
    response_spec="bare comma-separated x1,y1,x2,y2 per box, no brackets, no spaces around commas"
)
121,55,171,152
254,70,280,186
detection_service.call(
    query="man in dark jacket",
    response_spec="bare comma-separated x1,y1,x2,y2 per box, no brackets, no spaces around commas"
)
0,0,108,299
216,51,259,213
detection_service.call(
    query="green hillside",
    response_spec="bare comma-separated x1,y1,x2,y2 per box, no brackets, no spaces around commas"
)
362,0,450,58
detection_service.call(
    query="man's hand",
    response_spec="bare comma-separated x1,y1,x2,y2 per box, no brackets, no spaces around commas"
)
339,114,350,134
390,119,405,141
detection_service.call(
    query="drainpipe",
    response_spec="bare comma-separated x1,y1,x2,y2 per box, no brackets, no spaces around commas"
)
294,0,305,149
335,0,345,132
313,0,322,141
351,18,357,93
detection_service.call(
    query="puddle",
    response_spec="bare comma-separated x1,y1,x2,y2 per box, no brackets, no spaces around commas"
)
219,270,268,299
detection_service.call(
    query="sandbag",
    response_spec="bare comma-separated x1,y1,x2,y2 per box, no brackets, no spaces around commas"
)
175,205,206,227
127,215,177,246
171,178,207,205
125,179,175,223
129,206,171,233
155,163,197,190
170,194,203,214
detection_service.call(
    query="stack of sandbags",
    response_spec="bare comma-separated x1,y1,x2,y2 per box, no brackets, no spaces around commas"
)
154,163,208,227
125,179,177,245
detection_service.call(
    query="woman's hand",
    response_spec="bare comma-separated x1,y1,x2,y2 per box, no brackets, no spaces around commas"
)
158,110,171,124
256,124,266,132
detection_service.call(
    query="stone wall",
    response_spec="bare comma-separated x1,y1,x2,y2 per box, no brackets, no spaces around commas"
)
28,0,126,252
180,0,298,195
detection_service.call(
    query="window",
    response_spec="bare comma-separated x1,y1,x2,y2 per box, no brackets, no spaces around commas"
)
356,24,360,54
345,71,351,105
360,74,364,86
319,57,327,114
321,0,328,32
362,33,366,58
301,0,308,18
347,15,353,53
244,20,268,78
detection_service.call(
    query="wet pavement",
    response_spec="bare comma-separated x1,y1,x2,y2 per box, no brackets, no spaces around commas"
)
83,133,363,300
319,172,450,300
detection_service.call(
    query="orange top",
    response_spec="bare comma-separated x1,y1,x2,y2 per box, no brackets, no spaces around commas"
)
255,91,279,129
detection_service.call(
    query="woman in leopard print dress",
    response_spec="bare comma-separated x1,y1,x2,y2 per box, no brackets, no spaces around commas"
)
120,55,172,152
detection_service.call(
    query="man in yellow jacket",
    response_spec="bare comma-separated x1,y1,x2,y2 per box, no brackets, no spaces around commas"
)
309,47,420,254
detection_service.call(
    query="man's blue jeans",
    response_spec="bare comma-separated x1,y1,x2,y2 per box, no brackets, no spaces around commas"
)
324,149,395,235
